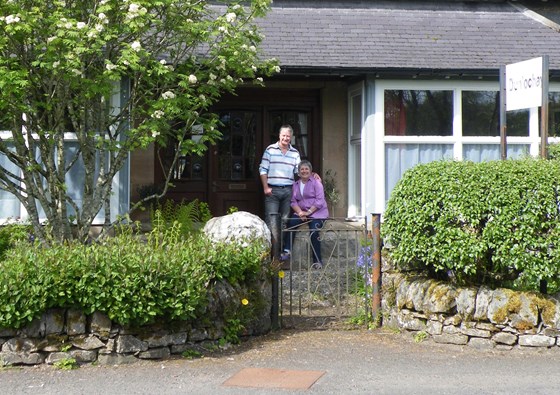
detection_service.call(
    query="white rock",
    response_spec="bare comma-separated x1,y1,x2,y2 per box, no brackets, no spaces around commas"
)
203,211,271,248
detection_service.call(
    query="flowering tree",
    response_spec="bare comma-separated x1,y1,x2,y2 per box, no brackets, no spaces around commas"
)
0,0,278,243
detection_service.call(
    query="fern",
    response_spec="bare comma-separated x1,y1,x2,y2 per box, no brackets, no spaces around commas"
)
150,199,212,236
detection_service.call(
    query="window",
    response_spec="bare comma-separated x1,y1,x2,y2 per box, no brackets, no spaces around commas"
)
348,83,363,218
367,80,560,215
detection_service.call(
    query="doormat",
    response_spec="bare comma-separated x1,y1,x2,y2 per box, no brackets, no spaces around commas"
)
222,367,325,390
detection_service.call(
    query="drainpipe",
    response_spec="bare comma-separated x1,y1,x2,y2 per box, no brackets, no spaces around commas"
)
371,213,382,327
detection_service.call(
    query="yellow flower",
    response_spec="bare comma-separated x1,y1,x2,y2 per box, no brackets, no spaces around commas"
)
278,270,285,279
241,298,249,306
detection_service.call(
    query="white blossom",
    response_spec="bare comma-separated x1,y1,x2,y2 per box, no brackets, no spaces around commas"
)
151,110,164,119
256,77,263,82
47,36,57,43
199,94,206,101
162,91,175,100
95,24,104,32
188,74,197,84
274,65,281,73
76,22,86,29
249,45,256,52
159,59,167,65
225,12,236,23
128,3,140,13
209,73,217,80
98,13,108,23
105,62,117,71
130,41,142,51
53,61,60,68
218,26,227,33
5,15,21,24
151,130,160,137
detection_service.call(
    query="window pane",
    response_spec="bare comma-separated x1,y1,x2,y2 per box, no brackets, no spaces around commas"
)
462,91,499,136
0,144,20,218
351,94,362,138
384,90,452,136
463,144,529,162
385,143,454,201
549,92,560,138
507,109,529,137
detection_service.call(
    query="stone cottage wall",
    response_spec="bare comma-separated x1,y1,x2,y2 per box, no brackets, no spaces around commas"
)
382,270,560,350
0,279,272,367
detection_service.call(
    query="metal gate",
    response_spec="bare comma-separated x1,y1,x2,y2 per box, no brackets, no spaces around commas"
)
276,218,371,329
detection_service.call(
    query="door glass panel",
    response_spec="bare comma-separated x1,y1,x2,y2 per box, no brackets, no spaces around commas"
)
216,111,257,180
269,111,309,159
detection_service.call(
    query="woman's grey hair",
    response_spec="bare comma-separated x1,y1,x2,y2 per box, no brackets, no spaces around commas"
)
298,160,313,172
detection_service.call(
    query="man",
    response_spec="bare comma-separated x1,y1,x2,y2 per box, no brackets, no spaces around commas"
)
259,124,300,257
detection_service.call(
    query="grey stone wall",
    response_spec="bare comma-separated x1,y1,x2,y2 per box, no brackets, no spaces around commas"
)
383,270,560,350
0,278,272,367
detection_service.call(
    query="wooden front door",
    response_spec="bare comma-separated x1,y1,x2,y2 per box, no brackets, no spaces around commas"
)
159,88,320,218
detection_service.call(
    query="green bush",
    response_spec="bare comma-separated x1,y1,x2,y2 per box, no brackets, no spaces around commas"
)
0,224,268,329
382,158,560,291
0,223,33,260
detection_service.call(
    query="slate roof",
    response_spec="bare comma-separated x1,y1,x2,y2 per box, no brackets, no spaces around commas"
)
256,0,560,76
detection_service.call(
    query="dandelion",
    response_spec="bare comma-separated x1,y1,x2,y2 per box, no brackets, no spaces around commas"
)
278,270,285,279
241,298,249,306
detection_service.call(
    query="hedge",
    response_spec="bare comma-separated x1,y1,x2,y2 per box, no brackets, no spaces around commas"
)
382,158,560,290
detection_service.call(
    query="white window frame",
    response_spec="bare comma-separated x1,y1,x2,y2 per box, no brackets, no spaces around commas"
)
363,79,560,217
0,80,130,224
347,81,365,218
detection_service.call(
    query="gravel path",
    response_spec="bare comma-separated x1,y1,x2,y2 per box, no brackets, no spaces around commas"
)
2,325,560,395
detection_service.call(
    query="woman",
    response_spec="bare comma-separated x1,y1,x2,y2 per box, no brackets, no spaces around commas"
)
282,160,329,269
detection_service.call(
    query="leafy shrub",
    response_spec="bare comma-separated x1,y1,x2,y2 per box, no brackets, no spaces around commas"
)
382,158,560,291
0,223,33,260
0,224,267,329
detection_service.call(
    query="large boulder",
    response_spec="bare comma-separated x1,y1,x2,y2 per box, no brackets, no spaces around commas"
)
203,211,271,248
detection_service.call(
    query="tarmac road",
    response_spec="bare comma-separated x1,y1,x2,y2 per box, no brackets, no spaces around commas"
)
1,327,560,395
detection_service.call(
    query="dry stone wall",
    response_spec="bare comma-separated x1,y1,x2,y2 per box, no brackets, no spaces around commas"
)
383,270,560,350
0,279,272,367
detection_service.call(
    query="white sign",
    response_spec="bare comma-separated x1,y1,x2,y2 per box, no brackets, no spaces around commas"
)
506,57,543,111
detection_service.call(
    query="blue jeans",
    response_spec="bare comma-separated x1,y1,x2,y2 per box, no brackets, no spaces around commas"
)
264,186,293,249
283,215,324,264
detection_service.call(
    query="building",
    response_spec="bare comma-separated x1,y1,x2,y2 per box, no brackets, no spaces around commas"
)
131,0,560,222
3,0,560,224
